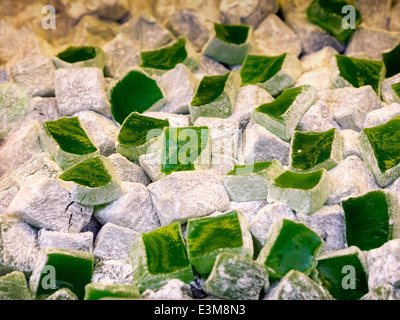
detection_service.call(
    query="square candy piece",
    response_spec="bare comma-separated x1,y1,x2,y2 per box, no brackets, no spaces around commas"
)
29,247,94,300
53,46,106,70
203,252,269,300
316,246,368,300
332,54,385,96
257,219,324,279
110,69,166,125
39,117,99,170
116,112,169,161
186,210,253,276
240,53,302,96
130,222,193,291
58,155,123,206
0,271,32,300
189,70,241,122
289,128,343,172
203,23,251,66
252,85,317,141
222,161,284,201
359,116,400,187
268,169,332,215
343,190,400,251
140,37,198,76
84,283,140,300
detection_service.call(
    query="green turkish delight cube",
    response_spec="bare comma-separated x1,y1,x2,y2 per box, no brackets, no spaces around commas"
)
116,112,169,161
203,23,251,65
342,190,400,251
333,54,385,96
40,117,99,170
392,82,400,103
29,247,94,300
265,269,334,300
316,246,369,300
252,85,317,141
130,222,193,291
53,46,106,70
84,283,141,300
240,53,302,96
58,155,123,206
383,42,400,78
161,126,211,175
268,169,332,215
203,252,269,300
306,0,361,42
186,210,253,277
140,37,198,76
358,116,400,187
110,70,166,125
257,219,324,279
222,161,284,201
290,128,343,172
0,271,32,300
189,70,241,122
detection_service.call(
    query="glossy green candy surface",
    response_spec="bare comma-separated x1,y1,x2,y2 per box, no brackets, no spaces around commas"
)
59,156,112,188
316,247,368,300
392,82,400,101
306,0,361,42
140,37,188,71
118,112,169,148
240,54,286,85
257,219,323,279
335,54,385,94
343,190,396,251
161,126,210,175
110,70,165,125
227,161,277,176
383,43,400,78
291,129,341,171
33,248,94,300
57,46,98,64
43,117,97,155
84,283,141,300
274,169,324,190
191,73,230,107
214,23,249,45
362,116,400,174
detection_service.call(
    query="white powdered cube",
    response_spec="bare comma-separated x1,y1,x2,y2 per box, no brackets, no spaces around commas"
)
367,239,400,290
249,202,297,248
295,67,333,91
192,55,230,80
209,154,239,176
38,229,93,252
240,121,290,166
0,216,40,275
297,100,340,132
320,86,383,131
229,85,274,130
28,97,60,124
74,110,119,156
107,153,150,186
388,177,400,205
194,117,240,158
94,181,160,233
91,259,133,285
142,279,193,300
301,46,339,72
6,178,93,233
227,200,268,224
326,156,379,205
148,171,230,226
297,205,347,252
55,67,111,118
10,56,55,97
156,64,199,114
252,14,302,57
340,129,362,159
382,74,400,104
355,0,391,30
102,33,141,80
0,119,42,177
364,103,400,128
93,223,140,261
219,0,278,28
0,176,20,215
